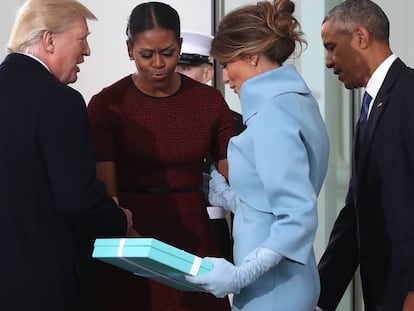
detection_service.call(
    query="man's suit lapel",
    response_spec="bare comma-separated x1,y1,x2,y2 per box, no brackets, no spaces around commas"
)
356,95,388,175
356,58,406,177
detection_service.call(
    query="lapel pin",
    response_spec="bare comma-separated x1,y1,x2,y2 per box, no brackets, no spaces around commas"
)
377,102,383,108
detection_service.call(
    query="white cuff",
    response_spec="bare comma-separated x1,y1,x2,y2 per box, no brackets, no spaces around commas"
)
207,206,226,219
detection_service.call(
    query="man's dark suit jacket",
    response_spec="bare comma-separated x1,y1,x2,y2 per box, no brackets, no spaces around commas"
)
0,53,127,310
318,58,414,311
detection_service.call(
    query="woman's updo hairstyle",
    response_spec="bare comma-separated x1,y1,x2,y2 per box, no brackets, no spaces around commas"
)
211,0,305,65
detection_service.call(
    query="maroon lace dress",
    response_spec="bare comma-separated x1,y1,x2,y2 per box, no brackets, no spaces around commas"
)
88,74,237,311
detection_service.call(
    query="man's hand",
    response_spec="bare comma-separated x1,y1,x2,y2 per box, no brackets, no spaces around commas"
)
128,227,141,237
403,291,414,311
121,207,133,232
111,196,134,233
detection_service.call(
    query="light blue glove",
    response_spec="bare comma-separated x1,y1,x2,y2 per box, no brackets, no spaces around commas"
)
208,166,241,213
186,257,237,298
185,247,283,298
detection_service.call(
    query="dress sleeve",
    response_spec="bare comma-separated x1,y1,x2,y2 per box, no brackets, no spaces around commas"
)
87,94,119,162
209,92,240,162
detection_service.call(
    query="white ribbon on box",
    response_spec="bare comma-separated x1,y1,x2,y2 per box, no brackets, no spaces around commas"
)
189,256,202,276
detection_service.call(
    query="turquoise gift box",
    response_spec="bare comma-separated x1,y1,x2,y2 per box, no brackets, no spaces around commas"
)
92,238,213,292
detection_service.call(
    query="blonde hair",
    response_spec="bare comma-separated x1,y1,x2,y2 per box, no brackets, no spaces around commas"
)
7,0,96,53
211,0,305,65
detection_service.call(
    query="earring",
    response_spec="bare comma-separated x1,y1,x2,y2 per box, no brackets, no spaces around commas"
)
250,61,257,66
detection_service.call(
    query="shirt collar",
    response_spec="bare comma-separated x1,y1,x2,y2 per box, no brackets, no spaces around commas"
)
365,54,397,100
22,52,51,73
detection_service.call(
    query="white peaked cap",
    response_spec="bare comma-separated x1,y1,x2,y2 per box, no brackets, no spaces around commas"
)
181,31,213,57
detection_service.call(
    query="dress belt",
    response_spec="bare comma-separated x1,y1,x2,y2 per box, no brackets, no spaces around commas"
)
118,186,203,194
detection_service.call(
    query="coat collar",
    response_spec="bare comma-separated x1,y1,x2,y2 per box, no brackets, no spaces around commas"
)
2,53,51,77
240,64,311,125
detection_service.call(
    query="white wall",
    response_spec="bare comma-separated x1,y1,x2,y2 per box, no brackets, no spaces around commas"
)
380,0,414,67
0,0,22,57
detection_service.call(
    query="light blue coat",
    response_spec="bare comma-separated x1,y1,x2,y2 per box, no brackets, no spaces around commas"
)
229,65,329,310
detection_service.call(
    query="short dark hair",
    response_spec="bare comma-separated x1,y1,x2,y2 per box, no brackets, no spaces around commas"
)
126,2,180,44
323,0,389,42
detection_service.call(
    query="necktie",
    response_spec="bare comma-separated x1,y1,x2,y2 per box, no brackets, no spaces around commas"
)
358,91,372,144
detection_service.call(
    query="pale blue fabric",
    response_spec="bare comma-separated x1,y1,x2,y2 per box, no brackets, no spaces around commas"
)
228,65,329,310
186,247,282,298
208,167,240,213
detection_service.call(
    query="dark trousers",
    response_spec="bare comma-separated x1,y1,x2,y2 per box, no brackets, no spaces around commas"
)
211,218,233,262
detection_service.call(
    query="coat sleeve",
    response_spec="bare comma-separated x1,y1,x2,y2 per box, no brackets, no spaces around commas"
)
36,87,126,238
254,95,319,264
398,77,414,290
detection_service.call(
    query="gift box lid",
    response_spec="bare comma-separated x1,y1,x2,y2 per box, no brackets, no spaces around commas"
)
93,238,213,292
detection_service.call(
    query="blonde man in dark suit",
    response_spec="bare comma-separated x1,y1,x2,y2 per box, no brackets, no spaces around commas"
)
0,1,132,310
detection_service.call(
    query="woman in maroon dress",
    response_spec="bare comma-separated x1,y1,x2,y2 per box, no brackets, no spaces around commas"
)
87,2,236,310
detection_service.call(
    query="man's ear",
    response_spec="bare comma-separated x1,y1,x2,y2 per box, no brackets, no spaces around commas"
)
42,31,55,53
202,64,214,84
354,26,370,49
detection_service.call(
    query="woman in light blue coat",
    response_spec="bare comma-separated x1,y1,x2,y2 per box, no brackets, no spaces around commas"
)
186,0,330,310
